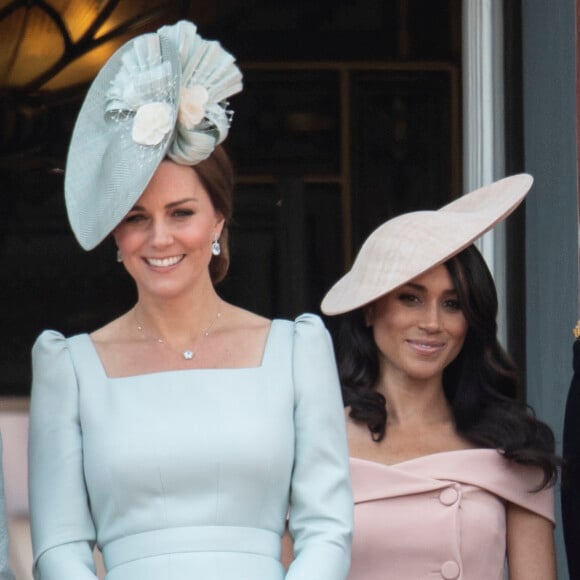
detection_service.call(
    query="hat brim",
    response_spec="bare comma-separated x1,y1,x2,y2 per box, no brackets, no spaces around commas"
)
320,173,533,315
64,33,181,250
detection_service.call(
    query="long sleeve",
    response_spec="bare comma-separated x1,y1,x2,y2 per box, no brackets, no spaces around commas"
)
286,314,353,580
0,438,15,580
28,330,98,580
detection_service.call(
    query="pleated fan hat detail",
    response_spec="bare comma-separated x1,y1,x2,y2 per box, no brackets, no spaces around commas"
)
64,20,243,250
321,173,533,316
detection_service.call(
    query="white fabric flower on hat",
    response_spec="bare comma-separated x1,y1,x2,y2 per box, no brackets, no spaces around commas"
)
132,102,174,146
178,85,209,130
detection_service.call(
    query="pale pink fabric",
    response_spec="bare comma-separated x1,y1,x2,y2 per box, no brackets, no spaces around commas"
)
349,449,554,580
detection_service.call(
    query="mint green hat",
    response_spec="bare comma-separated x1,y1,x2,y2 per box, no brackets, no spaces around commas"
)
64,20,243,250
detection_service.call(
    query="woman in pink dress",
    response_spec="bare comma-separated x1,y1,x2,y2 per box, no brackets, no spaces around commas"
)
320,174,559,580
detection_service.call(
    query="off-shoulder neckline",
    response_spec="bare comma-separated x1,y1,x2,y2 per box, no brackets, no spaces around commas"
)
349,448,500,468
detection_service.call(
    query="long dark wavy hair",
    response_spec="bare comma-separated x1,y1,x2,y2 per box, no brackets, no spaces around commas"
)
336,244,559,487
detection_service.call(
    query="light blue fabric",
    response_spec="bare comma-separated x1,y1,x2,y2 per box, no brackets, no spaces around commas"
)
0,438,15,580
28,313,352,579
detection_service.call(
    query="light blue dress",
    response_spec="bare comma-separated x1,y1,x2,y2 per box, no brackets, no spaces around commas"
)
0,439,15,580
28,314,353,580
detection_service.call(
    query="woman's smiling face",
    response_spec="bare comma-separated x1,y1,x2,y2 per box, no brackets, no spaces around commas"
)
113,160,224,300
367,263,468,384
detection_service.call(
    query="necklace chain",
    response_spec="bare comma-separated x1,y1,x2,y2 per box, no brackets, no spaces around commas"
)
135,300,222,360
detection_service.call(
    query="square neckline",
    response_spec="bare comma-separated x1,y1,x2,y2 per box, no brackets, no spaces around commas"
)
78,319,278,380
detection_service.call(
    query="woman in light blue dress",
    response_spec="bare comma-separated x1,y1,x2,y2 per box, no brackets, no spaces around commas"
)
28,21,352,580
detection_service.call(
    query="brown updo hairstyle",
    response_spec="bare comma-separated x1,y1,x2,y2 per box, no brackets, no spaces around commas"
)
192,145,234,284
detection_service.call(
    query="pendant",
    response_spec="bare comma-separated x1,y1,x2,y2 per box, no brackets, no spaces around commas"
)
183,350,194,360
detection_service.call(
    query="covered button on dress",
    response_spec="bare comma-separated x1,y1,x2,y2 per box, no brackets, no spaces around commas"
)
348,449,554,580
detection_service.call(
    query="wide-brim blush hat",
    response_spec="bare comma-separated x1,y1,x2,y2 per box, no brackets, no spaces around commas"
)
321,173,533,316
65,20,243,250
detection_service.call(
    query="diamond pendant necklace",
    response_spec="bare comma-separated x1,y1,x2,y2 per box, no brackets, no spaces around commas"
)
135,300,222,360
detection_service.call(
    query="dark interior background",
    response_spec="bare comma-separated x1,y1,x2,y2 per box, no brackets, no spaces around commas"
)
0,0,463,394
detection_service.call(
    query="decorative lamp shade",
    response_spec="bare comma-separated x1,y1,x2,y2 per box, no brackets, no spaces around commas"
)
0,0,185,92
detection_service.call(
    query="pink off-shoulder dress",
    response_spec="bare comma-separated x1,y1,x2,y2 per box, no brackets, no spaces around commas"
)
349,449,554,580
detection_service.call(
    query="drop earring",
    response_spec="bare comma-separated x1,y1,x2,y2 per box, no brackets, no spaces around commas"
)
211,234,221,256
116,249,123,263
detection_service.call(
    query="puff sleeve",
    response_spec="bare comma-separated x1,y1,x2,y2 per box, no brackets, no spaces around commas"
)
286,314,353,579
28,331,99,580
